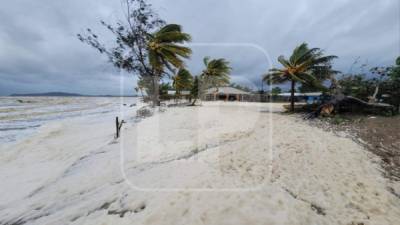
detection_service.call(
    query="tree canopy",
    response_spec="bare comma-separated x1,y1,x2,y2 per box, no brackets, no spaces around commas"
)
172,68,193,94
263,42,337,111
201,57,231,89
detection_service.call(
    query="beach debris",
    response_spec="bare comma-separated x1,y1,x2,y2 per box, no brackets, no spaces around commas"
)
115,117,125,139
306,95,395,119
16,99,35,103
282,186,326,216
107,208,133,218
320,104,335,116
304,73,396,119
136,107,153,118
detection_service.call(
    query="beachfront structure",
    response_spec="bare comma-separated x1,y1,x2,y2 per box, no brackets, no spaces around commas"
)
167,90,191,96
166,90,191,101
278,92,322,104
204,87,252,101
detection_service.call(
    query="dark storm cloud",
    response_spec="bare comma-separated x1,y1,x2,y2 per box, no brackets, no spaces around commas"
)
0,0,398,95
0,0,130,95
154,0,399,88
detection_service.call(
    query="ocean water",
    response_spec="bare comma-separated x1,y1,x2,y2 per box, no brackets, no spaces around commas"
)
0,97,137,145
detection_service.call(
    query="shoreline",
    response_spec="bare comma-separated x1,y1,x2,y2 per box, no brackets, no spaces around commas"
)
1,102,399,224
0,96,138,146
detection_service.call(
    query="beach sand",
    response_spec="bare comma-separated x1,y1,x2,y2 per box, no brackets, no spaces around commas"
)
0,102,399,225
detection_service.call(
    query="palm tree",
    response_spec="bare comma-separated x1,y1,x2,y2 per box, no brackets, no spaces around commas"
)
200,57,231,98
172,68,193,95
135,79,147,99
190,76,200,105
137,76,152,100
263,42,337,112
147,24,192,106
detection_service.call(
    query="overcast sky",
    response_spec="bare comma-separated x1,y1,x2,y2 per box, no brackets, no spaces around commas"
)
0,0,398,95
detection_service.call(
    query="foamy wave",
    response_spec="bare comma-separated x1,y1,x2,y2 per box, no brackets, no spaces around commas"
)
0,97,137,145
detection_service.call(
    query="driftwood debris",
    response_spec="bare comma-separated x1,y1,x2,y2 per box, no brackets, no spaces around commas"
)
307,94,395,118
306,76,396,118
115,117,125,139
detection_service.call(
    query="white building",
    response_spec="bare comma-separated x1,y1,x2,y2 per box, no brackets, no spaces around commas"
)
205,87,252,101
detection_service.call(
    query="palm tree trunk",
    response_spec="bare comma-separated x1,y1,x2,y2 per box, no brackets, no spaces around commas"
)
152,75,160,107
290,80,296,112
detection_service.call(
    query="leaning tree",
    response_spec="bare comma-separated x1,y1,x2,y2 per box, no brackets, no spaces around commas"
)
307,61,399,118
147,24,192,105
172,68,193,96
190,76,200,105
263,42,337,112
77,0,191,107
200,57,231,99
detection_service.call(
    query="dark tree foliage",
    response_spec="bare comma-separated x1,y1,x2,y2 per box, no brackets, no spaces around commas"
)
390,56,400,80
338,74,376,101
159,82,172,98
298,83,319,93
137,76,155,97
172,68,193,95
336,58,400,113
386,57,400,111
77,0,165,83
190,76,200,105
271,87,282,96
298,65,338,93
263,42,337,112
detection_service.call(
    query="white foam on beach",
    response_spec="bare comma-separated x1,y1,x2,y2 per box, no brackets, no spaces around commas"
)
0,97,137,145
0,102,399,225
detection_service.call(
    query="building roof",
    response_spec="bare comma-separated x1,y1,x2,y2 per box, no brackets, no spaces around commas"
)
278,92,322,97
206,87,251,95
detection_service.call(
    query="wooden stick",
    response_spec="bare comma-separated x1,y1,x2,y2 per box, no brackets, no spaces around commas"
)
115,117,126,139
116,117,119,138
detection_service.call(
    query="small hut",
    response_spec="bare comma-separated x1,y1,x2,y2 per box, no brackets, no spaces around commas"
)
205,87,252,101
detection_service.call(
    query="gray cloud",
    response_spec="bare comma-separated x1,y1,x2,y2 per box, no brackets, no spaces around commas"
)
0,0,398,95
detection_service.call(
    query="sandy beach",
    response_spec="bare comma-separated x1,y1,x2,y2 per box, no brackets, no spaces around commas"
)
1,102,399,225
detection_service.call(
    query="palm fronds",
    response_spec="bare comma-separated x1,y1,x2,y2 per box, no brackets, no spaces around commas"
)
264,42,337,89
263,42,337,111
172,68,193,93
147,24,192,74
201,57,232,88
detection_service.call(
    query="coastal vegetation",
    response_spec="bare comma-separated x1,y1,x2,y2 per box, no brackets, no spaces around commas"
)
271,87,282,96
308,57,400,117
262,43,400,117
200,57,231,88
77,0,399,117
190,76,200,105
4,0,400,224
337,57,400,113
263,42,337,112
78,0,191,107
199,57,232,99
172,68,193,96
147,24,192,105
